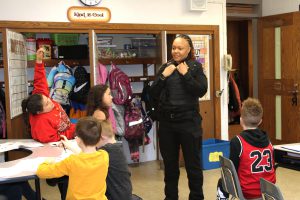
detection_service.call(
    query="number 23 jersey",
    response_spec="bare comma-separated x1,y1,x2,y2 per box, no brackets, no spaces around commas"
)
237,134,276,199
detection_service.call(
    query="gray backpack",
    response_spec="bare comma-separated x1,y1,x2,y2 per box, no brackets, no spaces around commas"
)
112,103,125,136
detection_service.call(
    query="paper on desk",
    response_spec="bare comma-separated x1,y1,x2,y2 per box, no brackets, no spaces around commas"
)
48,141,61,147
281,145,300,152
54,149,74,162
0,142,18,153
0,157,47,178
17,141,44,148
0,141,44,153
50,139,79,162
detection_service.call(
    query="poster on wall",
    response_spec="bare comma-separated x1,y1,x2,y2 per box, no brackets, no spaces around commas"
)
6,30,28,119
189,35,210,101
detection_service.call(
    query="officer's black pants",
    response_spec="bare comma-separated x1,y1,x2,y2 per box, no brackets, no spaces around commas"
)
158,116,204,200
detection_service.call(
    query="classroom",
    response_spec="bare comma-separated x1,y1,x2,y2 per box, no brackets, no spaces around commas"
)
1,0,300,199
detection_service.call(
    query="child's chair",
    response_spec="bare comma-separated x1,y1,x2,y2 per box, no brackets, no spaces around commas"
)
260,178,284,200
219,155,246,200
132,194,143,200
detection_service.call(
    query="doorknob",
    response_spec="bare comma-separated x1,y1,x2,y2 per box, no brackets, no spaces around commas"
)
291,92,297,106
288,83,298,106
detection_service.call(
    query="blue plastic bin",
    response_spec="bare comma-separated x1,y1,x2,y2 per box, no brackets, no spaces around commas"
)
70,118,78,124
202,138,230,170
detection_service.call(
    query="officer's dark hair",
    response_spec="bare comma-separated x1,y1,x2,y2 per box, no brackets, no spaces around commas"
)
175,34,196,61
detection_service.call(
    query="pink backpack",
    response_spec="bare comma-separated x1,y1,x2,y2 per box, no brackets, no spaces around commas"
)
96,62,108,85
109,64,133,105
96,62,117,133
124,102,145,141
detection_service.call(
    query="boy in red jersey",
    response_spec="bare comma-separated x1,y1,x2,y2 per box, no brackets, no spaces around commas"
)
217,97,276,200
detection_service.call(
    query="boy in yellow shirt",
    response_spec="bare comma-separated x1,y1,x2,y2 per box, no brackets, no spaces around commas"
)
37,117,109,200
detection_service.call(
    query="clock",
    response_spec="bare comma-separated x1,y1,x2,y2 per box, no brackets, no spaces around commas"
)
80,0,102,6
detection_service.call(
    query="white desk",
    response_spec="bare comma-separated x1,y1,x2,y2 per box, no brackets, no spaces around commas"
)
0,139,65,199
274,143,300,171
274,143,300,153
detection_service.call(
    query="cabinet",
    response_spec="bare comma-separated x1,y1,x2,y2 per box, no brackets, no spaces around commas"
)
0,21,221,163
99,58,156,83
1,30,91,139
96,33,159,163
97,33,159,88
27,59,90,69
25,33,90,67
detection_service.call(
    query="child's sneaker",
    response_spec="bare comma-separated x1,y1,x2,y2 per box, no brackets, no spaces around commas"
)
216,178,229,200
216,186,229,200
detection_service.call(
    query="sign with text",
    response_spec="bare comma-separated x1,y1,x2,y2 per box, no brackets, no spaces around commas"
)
67,7,111,23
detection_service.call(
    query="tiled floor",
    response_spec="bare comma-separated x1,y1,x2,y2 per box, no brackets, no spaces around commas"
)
31,160,300,200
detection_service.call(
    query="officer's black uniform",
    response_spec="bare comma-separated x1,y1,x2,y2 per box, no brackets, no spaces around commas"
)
150,59,207,200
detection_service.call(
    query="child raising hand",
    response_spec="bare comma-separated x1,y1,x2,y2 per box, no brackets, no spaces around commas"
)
21,48,75,143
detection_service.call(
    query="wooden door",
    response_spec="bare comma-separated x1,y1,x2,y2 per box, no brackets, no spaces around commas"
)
166,33,215,140
259,12,300,144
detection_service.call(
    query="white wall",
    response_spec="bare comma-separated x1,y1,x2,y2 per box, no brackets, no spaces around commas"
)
0,0,228,139
263,0,300,16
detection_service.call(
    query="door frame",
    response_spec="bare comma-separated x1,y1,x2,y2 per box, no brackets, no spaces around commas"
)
226,19,254,139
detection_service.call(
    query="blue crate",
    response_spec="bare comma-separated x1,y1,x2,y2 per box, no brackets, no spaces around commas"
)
202,138,230,170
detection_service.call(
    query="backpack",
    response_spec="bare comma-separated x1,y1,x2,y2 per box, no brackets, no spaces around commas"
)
141,82,167,122
69,66,90,104
112,103,125,136
124,102,145,141
47,62,76,105
96,62,108,85
141,83,158,121
0,89,6,139
96,62,117,134
133,96,153,134
108,63,133,105
0,100,6,139
141,62,172,121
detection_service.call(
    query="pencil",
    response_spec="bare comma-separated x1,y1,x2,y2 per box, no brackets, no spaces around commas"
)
62,143,67,153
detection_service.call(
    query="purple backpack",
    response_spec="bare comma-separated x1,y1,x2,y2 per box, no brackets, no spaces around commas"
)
109,64,133,105
124,102,145,141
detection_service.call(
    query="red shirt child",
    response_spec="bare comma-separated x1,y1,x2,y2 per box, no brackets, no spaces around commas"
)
29,49,75,143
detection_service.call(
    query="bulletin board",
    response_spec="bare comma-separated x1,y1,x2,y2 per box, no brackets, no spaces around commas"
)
6,30,28,118
189,35,210,101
